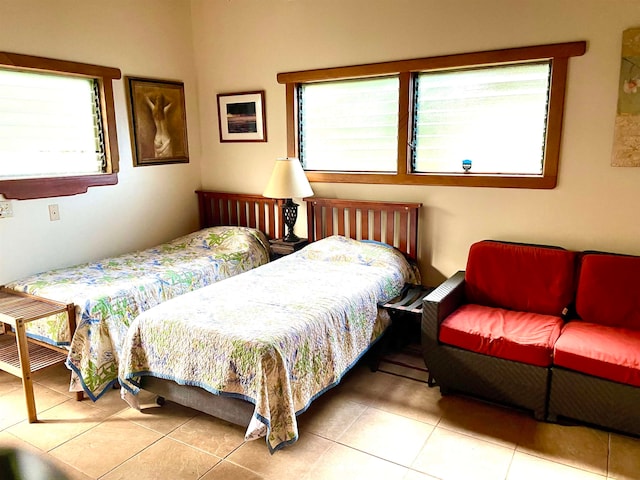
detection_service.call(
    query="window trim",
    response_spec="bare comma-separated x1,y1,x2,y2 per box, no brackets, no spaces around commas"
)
0,52,121,200
277,41,586,189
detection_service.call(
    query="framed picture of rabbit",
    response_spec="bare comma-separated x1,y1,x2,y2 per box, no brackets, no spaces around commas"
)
127,77,189,166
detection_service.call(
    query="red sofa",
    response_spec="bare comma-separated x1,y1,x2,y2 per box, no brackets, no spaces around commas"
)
422,240,640,436
547,252,640,435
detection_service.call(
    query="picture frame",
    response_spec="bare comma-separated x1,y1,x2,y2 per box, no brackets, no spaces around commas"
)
126,77,189,166
217,90,267,142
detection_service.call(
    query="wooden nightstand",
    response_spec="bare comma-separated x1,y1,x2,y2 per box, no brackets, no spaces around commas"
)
269,238,308,259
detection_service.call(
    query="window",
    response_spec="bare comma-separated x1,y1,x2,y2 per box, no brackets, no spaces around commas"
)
300,76,399,172
0,52,121,199
413,62,551,175
278,41,586,189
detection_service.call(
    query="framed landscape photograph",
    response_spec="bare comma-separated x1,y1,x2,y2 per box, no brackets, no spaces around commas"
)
127,77,189,166
217,90,267,142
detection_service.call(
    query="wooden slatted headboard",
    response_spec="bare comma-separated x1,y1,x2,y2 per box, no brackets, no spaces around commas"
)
196,191,284,240
305,197,422,260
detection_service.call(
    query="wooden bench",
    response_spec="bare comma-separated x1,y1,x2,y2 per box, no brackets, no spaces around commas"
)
0,287,75,422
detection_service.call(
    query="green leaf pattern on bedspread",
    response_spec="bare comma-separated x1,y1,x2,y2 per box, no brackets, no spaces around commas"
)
5,226,270,400
119,235,420,451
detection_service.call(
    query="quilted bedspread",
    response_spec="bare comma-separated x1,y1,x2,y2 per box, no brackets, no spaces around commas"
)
5,226,270,400
119,235,420,452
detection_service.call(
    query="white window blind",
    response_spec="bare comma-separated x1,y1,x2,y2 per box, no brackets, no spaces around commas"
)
413,62,551,175
0,69,105,179
300,76,399,172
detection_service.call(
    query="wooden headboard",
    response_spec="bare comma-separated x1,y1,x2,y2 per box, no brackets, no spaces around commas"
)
196,191,284,240
305,197,422,260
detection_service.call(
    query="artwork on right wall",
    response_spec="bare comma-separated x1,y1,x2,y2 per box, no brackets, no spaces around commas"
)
612,27,640,166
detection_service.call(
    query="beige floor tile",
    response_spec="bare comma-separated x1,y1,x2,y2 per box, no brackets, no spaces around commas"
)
507,451,606,480
6,398,111,451
369,373,445,425
32,362,75,398
169,412,246,457
333,364,395,407
201,460,266,480
0,370,22,396
227,432,332,480
337,407,434,466
608,433,640,480
297,391,367,441
403,469,442,480
85,386,129,415
437,395,529,448
0,391,35,430
116,395,198,435
0,430,44,454
302,442,408,480
101,436,220,480
411,426,514,480
516,421,609,475
44,453,95,480
49,415,162,478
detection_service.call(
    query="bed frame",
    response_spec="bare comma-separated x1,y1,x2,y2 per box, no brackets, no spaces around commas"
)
139,196,422,428
196,190,284,239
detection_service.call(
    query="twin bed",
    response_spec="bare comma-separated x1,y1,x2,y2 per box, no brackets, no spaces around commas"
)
4,192,422,451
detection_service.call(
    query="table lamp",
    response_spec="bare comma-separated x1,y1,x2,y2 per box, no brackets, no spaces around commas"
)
263,157,313,242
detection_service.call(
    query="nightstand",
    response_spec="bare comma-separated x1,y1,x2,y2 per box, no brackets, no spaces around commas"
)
269,238,308,259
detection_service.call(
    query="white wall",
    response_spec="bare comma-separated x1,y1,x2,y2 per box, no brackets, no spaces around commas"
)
192,0,640,285
2,0,639,288
0,0,202,284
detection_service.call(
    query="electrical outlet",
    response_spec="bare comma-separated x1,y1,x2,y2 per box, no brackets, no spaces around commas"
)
0,201,13,218
48,204,60,221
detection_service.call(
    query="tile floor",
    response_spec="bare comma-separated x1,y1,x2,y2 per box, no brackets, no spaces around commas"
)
0,348,639,480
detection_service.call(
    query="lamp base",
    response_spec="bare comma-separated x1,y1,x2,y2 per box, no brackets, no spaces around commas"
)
282,198,300,243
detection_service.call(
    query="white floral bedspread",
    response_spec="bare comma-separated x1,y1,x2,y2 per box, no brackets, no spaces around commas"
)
119,235,420,452
5,226,270,400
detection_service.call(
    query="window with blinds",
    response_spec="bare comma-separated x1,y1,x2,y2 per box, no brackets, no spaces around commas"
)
0,69,106,180
299,76,399,172
412,62,551,175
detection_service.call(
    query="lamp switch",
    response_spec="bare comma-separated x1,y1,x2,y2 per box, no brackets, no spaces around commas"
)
48,204,60,221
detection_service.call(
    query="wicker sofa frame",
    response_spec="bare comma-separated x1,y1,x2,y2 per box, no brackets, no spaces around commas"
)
421,271,549,420
548,368,640,435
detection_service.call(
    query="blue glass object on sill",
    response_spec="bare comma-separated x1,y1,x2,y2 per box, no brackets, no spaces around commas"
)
462,159,472,173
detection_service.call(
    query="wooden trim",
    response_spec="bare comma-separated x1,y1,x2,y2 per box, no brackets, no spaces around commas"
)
0,52,121,199
277,41,586,84
305,197,421,260
279,41,586,189
285,83,299,158
195,190,285,239
0,51,121,80
0,174,118,200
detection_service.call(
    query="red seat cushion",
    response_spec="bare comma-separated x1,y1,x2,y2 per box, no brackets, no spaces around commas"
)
440,304,564,367
465,241,577,316
576,254,640,330
554,321,640,387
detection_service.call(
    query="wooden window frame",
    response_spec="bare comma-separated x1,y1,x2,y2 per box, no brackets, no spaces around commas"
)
277,41,586,189
0,52,121,200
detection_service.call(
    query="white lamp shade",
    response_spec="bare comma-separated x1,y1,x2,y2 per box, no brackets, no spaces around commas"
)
263,157,314,199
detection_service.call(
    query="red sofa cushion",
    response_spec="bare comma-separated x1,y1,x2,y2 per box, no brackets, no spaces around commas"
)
465,241,577,316
440,304,564,367
575,253,640,330
554,321,640,387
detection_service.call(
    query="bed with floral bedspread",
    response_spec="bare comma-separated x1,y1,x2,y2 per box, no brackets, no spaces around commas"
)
5,226,270,400
119,235,420,452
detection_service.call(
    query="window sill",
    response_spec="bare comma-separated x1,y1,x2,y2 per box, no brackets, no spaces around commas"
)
0,173,118,200
305,171,557,189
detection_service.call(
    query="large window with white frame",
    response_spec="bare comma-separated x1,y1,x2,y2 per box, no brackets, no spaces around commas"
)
0,52,121,200
278,41,586,189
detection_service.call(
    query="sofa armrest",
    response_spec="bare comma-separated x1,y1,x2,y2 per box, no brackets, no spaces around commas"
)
422,270,466,343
